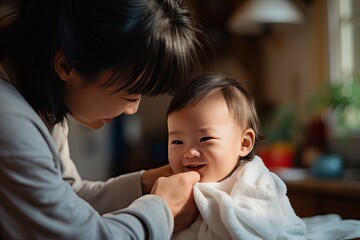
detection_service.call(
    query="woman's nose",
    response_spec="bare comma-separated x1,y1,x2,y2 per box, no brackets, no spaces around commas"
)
184,147,201,158
124,101,140,115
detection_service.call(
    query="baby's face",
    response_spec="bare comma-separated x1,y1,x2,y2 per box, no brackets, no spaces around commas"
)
167,90,244,182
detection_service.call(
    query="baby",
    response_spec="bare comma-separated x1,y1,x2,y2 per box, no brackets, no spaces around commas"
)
167,74,306,239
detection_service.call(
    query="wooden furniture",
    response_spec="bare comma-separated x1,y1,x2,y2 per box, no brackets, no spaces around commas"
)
285,178,360,220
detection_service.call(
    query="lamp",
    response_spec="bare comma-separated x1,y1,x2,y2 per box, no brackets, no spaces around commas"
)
227,0,304,35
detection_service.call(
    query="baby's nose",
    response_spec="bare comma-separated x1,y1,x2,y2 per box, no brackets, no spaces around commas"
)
184,147,201,158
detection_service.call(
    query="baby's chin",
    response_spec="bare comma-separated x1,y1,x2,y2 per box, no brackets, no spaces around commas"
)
199,177,220,183
173,168,224,183
197,174,224,183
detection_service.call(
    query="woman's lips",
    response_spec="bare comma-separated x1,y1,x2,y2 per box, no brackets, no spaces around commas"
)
103,118,113,123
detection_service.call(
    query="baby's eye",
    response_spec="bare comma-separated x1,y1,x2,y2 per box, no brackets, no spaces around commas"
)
200,137,212,142
171,140,183,145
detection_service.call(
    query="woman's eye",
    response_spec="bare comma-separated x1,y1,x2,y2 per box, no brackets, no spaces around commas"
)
124,98,139,103
200,137,212,142
171,140,183,145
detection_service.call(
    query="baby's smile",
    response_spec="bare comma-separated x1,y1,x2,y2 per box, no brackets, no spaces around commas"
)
184,163,207,172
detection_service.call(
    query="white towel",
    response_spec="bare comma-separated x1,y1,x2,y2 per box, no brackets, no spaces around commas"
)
303,214,360,240
173,156,306,240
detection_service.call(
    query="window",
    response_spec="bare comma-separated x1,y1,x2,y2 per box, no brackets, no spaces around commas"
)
329,0,360,81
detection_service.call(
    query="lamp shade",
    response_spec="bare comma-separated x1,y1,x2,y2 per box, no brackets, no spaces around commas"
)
228,0,304,35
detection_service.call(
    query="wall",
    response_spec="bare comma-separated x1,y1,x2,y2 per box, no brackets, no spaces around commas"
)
263,0,329,107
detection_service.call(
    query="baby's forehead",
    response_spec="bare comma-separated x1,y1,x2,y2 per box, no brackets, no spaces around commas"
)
185,89,228,111
187,88,226,108
202,88,224,99
202,88,248,128
174,94,240,124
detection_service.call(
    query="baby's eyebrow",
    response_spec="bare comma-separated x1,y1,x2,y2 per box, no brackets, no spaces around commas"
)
197,127,217,133
168,131,181,136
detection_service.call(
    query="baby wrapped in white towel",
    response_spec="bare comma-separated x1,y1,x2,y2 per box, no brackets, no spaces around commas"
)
166,74,360,240
166,74,306,240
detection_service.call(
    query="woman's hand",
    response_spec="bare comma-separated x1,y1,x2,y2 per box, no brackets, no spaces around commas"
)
151,171,201,233
141,164,173,194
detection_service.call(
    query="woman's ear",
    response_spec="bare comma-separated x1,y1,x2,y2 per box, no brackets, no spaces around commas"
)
54,49,72,81
239,128,255,157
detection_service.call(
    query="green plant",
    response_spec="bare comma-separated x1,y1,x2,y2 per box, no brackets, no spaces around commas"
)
309,77,360,138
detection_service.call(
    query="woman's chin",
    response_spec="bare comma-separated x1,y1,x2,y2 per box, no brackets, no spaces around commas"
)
77,119,105,129
70,114,105,129
88,121,106,129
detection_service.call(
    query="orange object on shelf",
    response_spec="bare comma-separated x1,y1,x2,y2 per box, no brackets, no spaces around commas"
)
258,142,295,169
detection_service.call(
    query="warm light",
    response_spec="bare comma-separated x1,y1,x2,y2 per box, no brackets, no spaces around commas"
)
228,0,304,35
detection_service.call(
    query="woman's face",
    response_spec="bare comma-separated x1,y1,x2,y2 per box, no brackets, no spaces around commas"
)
167,90,244,182
64,70,141,129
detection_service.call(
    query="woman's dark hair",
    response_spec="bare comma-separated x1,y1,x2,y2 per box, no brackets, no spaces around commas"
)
0,0,202,129
167,73,262,160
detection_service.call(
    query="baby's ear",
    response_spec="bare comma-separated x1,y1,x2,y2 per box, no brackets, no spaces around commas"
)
239,128,255,157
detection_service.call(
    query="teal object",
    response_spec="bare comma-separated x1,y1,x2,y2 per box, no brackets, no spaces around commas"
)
312,154,344,179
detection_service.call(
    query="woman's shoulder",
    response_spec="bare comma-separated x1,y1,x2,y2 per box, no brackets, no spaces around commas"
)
0,79,54,158
0,79,35,117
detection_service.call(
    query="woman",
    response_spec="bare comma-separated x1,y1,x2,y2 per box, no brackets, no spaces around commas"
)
0,0,202,239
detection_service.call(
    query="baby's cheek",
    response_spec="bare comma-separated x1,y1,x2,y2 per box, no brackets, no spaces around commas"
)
168,152,181,173
171,164,183,174
168,159,180,174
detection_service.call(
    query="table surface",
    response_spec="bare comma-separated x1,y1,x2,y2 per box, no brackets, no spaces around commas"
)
272,168,360,219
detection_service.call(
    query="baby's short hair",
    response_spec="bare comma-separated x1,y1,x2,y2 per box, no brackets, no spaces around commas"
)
167,73,262,160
